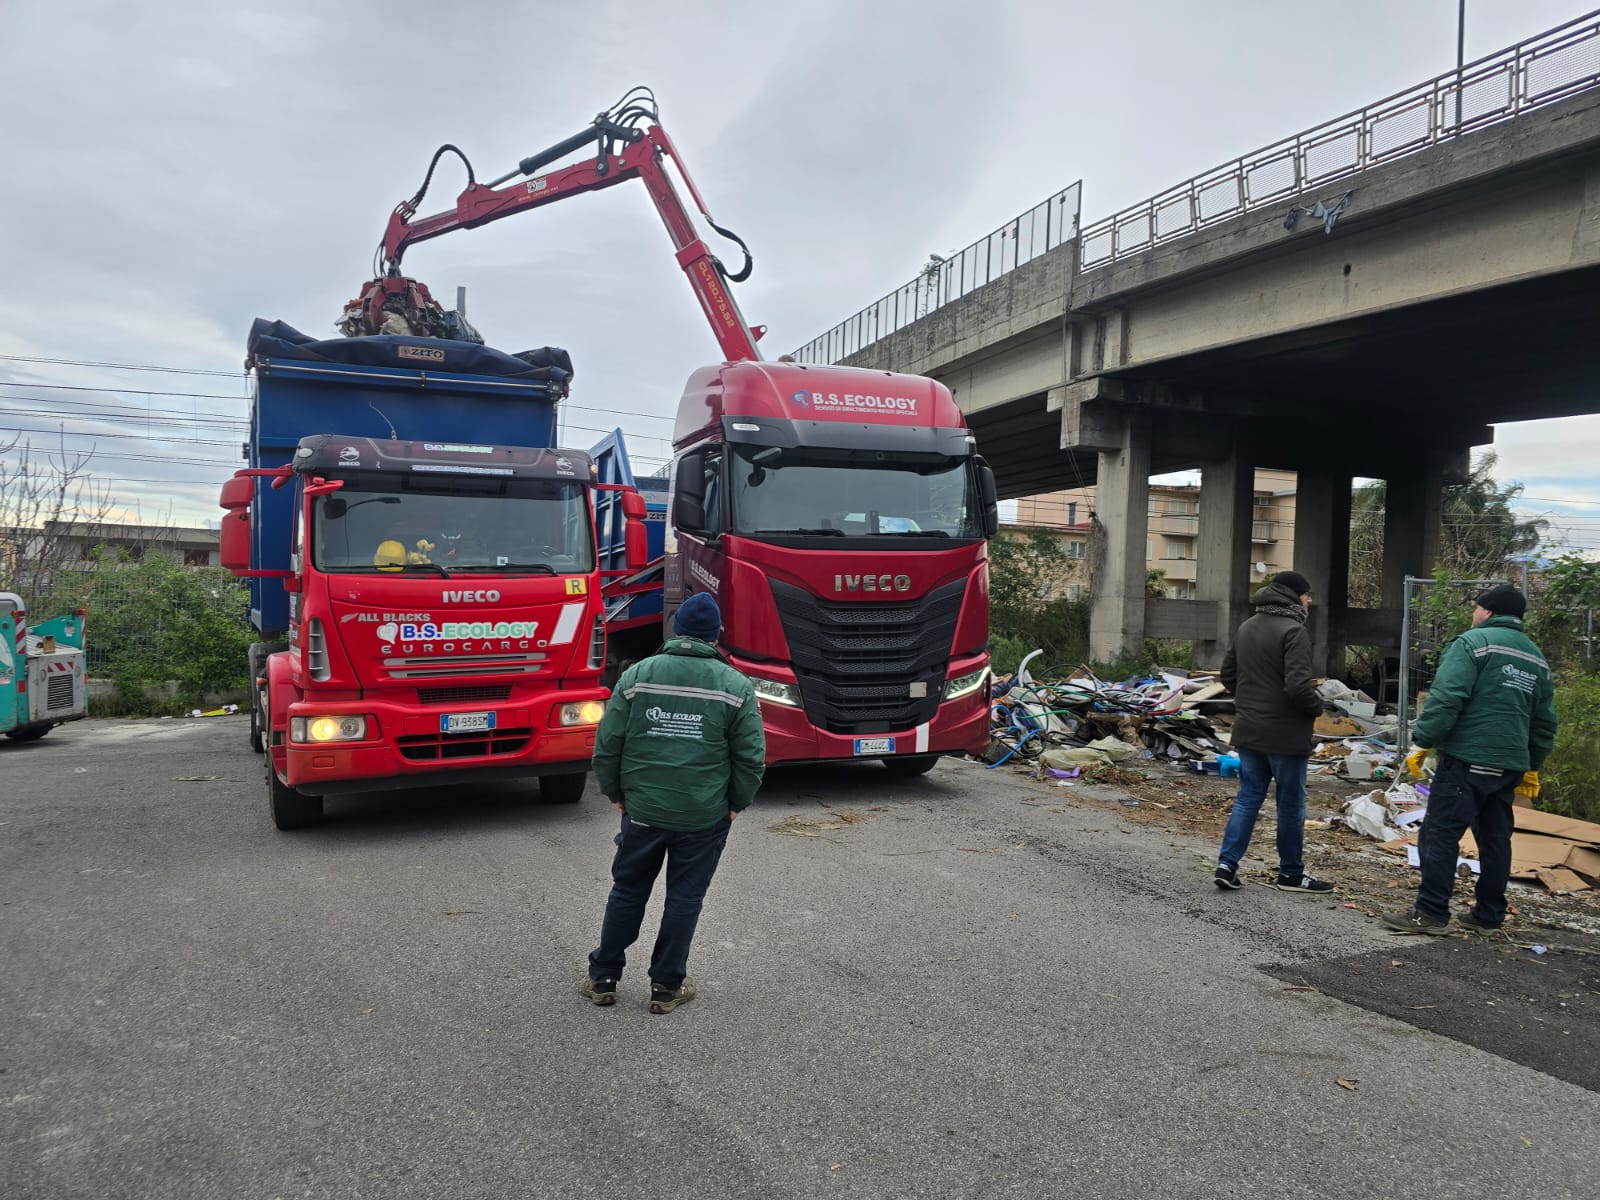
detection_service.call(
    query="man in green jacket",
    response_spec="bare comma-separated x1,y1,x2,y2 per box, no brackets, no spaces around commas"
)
1384,585,1557,935
584,592,766,1012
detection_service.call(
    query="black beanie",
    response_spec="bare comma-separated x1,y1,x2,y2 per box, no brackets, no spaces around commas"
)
1474,585,1527,619
673,591,722,640
1272,570,1313,598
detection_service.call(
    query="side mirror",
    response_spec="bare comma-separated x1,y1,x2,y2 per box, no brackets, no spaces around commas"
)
622,490,649,571
672,450,707,532
218,472,254,573
977,459,999,539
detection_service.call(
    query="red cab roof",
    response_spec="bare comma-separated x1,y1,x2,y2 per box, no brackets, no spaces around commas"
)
673,361,965,448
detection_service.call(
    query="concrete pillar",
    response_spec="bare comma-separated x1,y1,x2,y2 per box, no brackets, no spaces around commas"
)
1194,445,1253,669
1294,469,1334,675
1088,412,1152,663
1325,475,1352,680
1381,457,1445,610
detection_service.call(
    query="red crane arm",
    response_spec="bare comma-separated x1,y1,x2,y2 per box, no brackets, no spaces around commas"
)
377,122,764,364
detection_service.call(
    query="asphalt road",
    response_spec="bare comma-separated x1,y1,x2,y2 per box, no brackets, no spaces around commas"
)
3,717,1596,1199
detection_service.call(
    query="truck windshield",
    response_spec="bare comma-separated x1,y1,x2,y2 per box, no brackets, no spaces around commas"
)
311,473,594,574
730,447,982,539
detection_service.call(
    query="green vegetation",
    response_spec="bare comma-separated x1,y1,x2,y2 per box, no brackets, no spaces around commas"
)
1542,668,1600,823
37,552,255,713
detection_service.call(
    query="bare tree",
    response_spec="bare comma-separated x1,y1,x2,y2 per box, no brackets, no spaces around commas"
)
0,429,119,597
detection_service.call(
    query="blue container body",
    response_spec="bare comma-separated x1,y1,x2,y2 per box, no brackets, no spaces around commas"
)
588,428,667,628
248,341,563,634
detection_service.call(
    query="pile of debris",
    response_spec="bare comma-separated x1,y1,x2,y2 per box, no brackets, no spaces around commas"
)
1335,775,1600,895
983,651,1235,776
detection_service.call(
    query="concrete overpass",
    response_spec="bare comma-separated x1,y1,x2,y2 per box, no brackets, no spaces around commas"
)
797,13,1600,670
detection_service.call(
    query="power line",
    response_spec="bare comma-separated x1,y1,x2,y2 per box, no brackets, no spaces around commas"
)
0,354,242,378
3,362,679,427
0,381,249,402
0,424,242,448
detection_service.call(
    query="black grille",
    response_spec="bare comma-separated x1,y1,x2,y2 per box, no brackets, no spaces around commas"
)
416,684,513,706
46,673,75,712
768,577,967,734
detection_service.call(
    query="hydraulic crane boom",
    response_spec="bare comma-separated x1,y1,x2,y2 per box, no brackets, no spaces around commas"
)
345,90,766,364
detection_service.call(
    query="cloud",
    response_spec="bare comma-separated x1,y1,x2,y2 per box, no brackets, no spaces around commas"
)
2,0,1596,533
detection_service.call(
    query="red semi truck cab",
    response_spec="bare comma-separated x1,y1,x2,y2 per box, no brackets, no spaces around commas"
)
660,360,998,772
222,435,646,829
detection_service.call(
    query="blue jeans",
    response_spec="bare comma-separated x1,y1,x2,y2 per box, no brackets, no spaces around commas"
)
589,811,731,990
1217,749,1308,879
1414,753,1519,924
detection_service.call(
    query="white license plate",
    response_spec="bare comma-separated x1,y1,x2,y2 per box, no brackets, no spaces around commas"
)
854,737,895,756
441,711,495,735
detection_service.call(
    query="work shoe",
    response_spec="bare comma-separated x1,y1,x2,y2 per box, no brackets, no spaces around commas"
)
1274,872,1334,894
1381,906,1450,935
1456,909,1504,933
1214,863,1242,890
648,978,696,1014
582,975,618,1006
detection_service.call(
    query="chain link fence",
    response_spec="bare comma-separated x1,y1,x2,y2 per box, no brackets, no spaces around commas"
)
30,556,253,694
1396,575,1508,754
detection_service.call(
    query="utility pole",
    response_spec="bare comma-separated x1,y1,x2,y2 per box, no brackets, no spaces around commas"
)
1455,0,1466,130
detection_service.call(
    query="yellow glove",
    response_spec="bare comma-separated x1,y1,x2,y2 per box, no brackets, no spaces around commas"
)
1405,747,1429,778
1516,770,1540,801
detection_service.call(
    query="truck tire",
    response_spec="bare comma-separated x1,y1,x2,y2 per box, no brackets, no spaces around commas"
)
267,760,323,830
539,772,587,804
248,642,287,754
5,724,51,742
881,754,939,777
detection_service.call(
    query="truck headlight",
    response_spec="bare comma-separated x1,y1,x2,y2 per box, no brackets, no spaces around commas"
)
942,667,990,701
558,700,607,727
751,676,801,707
291,715,368,743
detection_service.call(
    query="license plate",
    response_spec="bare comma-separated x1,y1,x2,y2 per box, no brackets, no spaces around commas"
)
854,737,895,756
441,711,495,735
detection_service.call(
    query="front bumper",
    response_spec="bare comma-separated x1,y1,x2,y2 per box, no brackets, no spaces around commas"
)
280,687,606,795
737,662,992,767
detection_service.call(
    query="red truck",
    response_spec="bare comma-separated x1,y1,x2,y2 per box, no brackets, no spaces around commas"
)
640,359,998,772
231,88,996,831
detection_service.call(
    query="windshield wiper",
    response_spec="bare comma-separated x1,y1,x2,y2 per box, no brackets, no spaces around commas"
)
456,563,557,574
333,563,452,577
749,527,845,537
880,529,952,538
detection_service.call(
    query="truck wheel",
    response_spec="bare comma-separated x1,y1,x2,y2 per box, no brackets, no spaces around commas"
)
881,755,939,777
266,760,323,830
247,643,287,754
539,772,587,804
5,724,51,742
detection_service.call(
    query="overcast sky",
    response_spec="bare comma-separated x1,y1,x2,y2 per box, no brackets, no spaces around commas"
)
2,0,1598,551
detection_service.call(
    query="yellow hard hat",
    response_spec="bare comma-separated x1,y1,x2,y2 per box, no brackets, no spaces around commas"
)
374,539,406,570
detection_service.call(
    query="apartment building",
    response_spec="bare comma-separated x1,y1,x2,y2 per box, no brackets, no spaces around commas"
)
1010,471,1298,599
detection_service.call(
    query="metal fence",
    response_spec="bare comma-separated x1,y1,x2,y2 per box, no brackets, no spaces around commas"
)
31,561,252,681
1396,575,1509,755
793,183,1082,365
1081,11,1600,269
795,10,1600,363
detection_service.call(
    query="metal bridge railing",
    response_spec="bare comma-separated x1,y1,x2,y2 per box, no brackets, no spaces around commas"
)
1079,10,1600,269
794,10,1600,364
793,183,1081,366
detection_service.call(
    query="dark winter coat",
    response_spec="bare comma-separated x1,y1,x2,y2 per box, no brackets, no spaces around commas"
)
1412,614,1558,773
592,636,766,831
1220,580,1323,757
